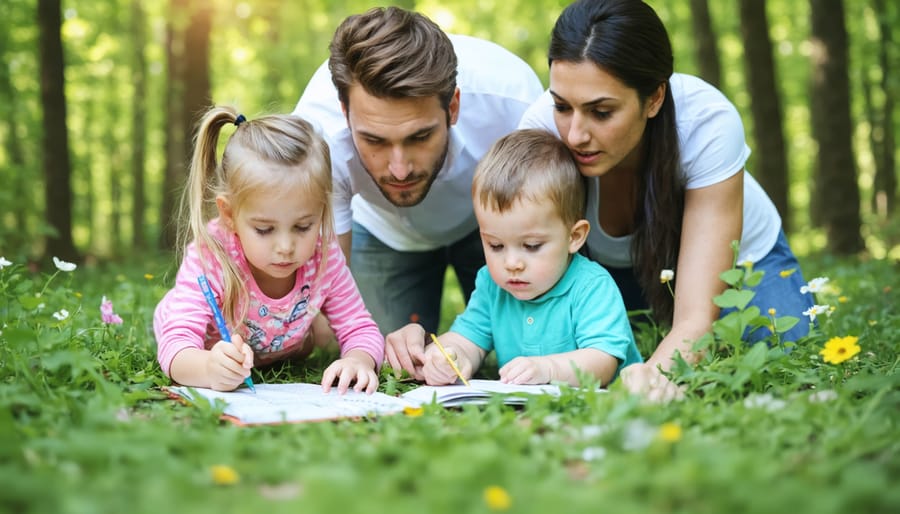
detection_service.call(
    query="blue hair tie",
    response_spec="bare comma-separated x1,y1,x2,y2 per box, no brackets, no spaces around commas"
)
234,114,247,126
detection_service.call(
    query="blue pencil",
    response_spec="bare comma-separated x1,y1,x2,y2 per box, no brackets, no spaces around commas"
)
197,275,257,393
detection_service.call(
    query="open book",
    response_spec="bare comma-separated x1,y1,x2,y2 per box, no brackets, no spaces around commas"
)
166,379,575,425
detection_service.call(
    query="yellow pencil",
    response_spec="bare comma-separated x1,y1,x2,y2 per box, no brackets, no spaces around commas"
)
429,333,470,386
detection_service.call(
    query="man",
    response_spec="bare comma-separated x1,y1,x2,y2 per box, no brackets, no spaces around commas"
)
293,7,542,349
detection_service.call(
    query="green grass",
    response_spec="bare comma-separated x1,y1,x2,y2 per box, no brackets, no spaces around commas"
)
0,252,897,514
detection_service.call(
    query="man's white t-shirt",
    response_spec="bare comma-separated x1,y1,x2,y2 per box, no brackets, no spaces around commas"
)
518,73,781,267
293,34,544,251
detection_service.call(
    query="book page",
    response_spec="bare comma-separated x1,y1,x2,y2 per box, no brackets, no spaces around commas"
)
401,379,564,406
169,383,413,424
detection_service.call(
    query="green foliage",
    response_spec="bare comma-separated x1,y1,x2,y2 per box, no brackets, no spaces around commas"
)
1,251,898,513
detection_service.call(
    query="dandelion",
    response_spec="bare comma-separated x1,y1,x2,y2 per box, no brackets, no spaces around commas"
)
483,486,512,511
100,296,124,325
820,336,860,365
210,465,240,485
659,269,674,283
52,256,77,272
402,406,424,417
779,268,796,278
0,257,12,269
52,309,69,321
838,296,848,303
658,422,682,442
144,273,154,280
800,277,829,295
802,304,829,322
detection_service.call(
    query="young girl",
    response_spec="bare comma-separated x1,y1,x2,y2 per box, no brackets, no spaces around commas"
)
154,106,383,394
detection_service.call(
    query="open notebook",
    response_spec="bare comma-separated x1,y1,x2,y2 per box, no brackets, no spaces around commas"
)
166,379,580,425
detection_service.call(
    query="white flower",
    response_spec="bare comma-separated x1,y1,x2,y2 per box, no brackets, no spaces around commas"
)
808,390,838,403
743,393,786,412
0,257,12,269
53,257,77,272
52,309,69,321
800,277,829,295
37,303,46,311
659,269,675,283
622,419,656,451
802,304,830,322
581,446,607,461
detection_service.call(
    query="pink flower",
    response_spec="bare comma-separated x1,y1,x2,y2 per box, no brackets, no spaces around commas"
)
101,296,123,324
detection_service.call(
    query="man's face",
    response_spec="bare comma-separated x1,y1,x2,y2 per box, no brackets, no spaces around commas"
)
344,84,460,207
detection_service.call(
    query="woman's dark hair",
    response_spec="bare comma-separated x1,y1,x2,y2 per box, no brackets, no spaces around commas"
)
550,0,684,325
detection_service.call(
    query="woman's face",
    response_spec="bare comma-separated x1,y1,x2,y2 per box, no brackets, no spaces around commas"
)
549,60,663,178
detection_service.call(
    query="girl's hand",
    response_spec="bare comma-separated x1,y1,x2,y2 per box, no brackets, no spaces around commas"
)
619,363,685,403
206,333,254,391
499,356,552,385
321,350,378,395
385,323,428,381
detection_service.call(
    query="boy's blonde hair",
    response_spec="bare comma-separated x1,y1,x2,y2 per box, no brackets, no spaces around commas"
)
472,129,586,227
177,106,333,329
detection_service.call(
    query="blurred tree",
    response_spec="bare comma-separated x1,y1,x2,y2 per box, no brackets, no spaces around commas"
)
37,0,78,261
689,0,721,88
131,0,148,249
0,1,29,253
809,0,864,254
739,0,790,230
869,0,896,217
160,0,211,250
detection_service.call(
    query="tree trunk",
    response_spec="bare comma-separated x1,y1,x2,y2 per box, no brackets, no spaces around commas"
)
0,44,29,253
871,0,896,217
809,0,864,254
159,0,211,251
131,0,148,250
37,0,78,261
739,0,790,231
689,0,721,88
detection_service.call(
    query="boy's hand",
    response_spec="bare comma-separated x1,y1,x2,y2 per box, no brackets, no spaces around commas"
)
384,323,428,381
206,333,254,391
499,356,552,385
321,350,378,395
422,344,469,385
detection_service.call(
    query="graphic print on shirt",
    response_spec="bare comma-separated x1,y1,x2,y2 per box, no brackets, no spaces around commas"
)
243,285,313,353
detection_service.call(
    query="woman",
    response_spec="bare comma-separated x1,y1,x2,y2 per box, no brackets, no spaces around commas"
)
517,0,814,401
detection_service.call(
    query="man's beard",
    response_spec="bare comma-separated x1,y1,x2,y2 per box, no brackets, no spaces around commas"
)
367,141,450,208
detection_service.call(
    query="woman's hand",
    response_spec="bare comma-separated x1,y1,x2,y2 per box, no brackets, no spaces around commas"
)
620,362,684,403
321,350,379,395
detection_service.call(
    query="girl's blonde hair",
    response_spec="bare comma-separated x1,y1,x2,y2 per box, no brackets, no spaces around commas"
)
177,106,333,330
472,129,586,228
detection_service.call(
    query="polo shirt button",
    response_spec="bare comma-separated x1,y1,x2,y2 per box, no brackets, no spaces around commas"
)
526,316,534,325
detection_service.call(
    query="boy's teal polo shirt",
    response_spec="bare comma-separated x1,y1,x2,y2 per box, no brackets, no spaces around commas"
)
449,253,642,382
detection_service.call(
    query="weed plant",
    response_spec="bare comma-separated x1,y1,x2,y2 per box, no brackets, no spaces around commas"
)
0,251,897,514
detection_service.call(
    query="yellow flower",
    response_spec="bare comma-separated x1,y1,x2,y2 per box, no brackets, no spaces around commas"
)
767,308,776,316
820,336,860,365
658,422,682,442
144,273,154,280
210,465,240,485
838,296,847,303
483,486,512,511
779,268,796,278
74,292,83,298
403,406,424,417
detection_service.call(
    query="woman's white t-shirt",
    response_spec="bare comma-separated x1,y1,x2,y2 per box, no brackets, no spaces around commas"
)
518,73,781,267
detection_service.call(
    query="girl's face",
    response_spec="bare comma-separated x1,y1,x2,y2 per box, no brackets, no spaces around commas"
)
475,197,588,301
549,60,664,178
218,185,323,298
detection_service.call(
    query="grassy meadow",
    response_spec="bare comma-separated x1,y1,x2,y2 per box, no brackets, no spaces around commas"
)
0,249,897,514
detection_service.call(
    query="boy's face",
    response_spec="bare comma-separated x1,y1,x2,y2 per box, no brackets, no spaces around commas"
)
343,85,460,207
475,197,586,301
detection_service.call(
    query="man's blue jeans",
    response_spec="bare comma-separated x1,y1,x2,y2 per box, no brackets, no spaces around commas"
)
350,222,485,335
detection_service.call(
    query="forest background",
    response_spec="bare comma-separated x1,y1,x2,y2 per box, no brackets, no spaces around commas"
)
1,0,898,266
